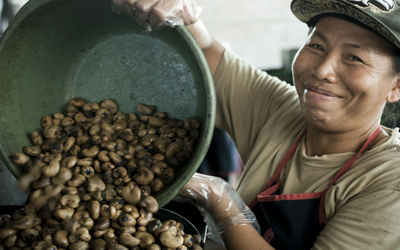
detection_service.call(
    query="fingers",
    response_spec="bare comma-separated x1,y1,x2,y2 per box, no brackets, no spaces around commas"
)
112,0,201,31
148,0,181,29
112,0,137,16
149,0,200,29
181,2,201,26
135,0,158,26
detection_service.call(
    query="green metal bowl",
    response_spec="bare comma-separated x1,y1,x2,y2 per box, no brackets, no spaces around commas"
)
0,0,215,207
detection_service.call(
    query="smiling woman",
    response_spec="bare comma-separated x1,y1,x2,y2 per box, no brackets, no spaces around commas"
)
292,16,400,153
111,0,400,249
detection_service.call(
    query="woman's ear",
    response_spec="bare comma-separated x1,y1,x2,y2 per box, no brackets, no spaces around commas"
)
386,77,400,103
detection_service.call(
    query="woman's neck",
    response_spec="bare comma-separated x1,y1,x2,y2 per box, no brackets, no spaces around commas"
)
304,124,387,156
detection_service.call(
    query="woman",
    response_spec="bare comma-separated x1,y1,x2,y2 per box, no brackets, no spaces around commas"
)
112,0,400,249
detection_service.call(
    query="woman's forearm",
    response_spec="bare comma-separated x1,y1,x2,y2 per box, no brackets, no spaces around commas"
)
187,20,225,76
222,224,275,250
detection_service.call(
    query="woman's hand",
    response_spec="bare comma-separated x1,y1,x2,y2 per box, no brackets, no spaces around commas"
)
174,173,260,244
111,0,202,31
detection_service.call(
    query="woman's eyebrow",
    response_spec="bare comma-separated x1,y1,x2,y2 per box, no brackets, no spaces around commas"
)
343,43,371,53
311,30,328,43
313,29,371,53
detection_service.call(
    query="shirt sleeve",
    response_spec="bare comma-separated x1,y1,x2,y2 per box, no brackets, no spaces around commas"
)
312,188,400,249
213,49,300,164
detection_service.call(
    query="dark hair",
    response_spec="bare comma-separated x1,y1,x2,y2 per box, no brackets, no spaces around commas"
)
382,103,400,128
394,53,400,75
382,50,400,128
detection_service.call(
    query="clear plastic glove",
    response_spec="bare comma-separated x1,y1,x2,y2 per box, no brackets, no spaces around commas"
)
111,0,202,33
173,173,261,245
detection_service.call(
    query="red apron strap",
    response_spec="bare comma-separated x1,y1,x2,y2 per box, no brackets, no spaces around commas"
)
318,125,382,228
249,127,308,209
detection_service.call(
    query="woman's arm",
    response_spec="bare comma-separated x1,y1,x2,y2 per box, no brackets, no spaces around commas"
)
186,20,224,76
222,224,274,250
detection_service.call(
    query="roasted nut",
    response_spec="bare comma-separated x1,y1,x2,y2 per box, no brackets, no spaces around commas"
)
92,217,110,232
41,158,61,177
100,205,116,219
43,125,61,139
69,240,89,250
160,226,184,249
52,167,73,185
122,182,141,206
118,232,140,247
61,117,75,128
82,145,100,158
122,205,139,219
133,166,154,186
81,165,95,178
109,152,123,166
41,115,53,128
118,213,136,227
134,231,155,249
136,209,152,227
61,155,78,168
86,201,100,220
4,233,17,248
138,195,158,214
150,178,165,192
10,153,31,166
147,243,162,250
138,104,156,115
67,174,86,187
0,228,17,241
5,215,41,230
30,131,44,146
151,162,167,176
90,238,107,250
23,145,42,157
161,167,175,185
59,194,80,208
85,177,106,193
53,207,75,220
53,230,69,248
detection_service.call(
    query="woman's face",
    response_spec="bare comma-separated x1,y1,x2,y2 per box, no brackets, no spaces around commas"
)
292,17,400,133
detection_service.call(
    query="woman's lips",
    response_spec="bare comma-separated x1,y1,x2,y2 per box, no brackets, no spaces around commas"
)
304,86,342,101
305,85,342,98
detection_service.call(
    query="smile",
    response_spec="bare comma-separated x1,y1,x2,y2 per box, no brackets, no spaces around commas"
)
304,85,342,101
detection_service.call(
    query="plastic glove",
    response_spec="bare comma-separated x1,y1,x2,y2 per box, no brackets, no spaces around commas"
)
111,0,202,33
173,173,261,245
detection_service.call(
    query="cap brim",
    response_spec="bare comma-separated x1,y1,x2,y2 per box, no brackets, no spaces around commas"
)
291,0,400,49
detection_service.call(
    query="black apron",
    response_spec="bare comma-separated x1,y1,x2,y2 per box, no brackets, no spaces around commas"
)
249,126,381,249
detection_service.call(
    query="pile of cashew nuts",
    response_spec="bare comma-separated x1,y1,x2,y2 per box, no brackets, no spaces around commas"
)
0,98,203,250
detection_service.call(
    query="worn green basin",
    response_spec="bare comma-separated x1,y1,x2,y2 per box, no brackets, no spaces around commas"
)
0,0,215,207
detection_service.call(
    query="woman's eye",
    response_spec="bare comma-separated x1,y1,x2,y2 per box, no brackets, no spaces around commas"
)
310,44,323,50
348,56,363,63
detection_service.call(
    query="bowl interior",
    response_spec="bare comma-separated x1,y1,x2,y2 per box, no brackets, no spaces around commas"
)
0,0,215,207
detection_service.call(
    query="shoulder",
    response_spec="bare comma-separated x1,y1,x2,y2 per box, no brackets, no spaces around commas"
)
215,49,295,92
325,130,400,217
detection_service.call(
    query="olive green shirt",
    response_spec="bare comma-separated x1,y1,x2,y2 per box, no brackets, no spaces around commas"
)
214,49,400,249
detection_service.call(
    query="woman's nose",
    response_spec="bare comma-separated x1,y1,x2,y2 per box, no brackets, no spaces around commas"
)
310,55,338,83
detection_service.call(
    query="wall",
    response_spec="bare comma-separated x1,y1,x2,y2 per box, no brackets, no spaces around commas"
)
199,0,308,69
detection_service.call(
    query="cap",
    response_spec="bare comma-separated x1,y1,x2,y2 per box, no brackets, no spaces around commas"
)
291,0,400,49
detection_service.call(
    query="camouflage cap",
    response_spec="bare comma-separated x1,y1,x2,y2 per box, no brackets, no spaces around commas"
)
291,0,400,49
